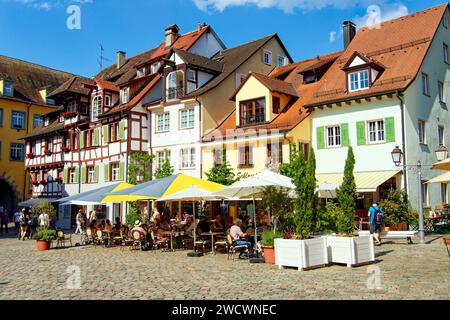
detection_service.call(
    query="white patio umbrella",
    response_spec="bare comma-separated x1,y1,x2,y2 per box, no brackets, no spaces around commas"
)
157,185,219,256
211,170,295,262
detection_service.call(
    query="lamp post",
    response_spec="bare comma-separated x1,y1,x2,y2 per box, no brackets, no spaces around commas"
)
391,145,448,245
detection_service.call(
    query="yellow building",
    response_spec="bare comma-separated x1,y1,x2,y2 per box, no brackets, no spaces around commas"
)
0,56,74,213
202,51,343,177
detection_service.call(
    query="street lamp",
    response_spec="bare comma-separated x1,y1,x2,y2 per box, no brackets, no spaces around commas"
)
435,145,448,162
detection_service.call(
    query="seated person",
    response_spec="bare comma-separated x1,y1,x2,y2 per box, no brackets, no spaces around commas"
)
104,219,113,232
197,216,211,234
212,214,226,231
113,217,121,230
230,219,252,258
89,220,98,230
100,220,106,230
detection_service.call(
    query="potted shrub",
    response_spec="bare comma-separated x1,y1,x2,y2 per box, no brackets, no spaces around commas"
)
55,176,63,184
261,230,282,264
380,190,410,231
26,152,35,159
44,149,52,156
274,148,329,270
323,147,375,267
39,179,48,185
33,227,57,251
32,180,40,186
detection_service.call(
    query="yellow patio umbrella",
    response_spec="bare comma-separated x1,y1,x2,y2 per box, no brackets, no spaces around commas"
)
433,158,450,171
426,171,450,184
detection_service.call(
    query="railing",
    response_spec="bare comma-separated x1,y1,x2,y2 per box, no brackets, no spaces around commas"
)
165,87,185,101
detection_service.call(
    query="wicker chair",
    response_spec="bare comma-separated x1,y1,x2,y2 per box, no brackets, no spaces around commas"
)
227,234,249,261
131,230,145,251
193,228,211,254
56,230,72,248
85,228,95,245
153,229,169,251
214,229,229,254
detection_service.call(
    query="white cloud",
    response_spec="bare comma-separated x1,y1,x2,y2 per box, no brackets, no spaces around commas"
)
353,3,408,28
329,31,337,43
6,0,93,10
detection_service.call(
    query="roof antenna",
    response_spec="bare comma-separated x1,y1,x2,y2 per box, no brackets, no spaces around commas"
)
97,44,111,72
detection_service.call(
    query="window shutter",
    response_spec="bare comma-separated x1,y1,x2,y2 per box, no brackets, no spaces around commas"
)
356,121,366,146
103,125,109,145
94,165,99,183
316,127,325,150
119,162,124,181
104,163,110,182
118,120,126,140
63,168,68,184
93,128,100,146
81,167,86,184
385,117,395,143
74,167,80,184
79,131,85,149
341,123,350,147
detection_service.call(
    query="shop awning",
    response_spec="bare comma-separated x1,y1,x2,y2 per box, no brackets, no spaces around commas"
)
426,171,450,184
18,198,59,208
316,170,400,193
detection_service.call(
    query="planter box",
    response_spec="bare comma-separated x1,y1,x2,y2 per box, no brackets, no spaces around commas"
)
262,246,275,264
274,238,328,271
324,235,375,267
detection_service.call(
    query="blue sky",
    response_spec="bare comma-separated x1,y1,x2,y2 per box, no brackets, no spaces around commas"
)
0,0,445,77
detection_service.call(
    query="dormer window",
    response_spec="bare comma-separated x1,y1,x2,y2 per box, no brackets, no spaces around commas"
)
67,101,78,113
137,67,146,78
92,95,102,122
120,88,130,104
105,95,111,107
3,81,13,97
151,62,160,74
166,70,184,100
348,70,369,92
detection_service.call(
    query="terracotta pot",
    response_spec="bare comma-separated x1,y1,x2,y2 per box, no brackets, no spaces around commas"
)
262,246,275,264
384,226,390,231
36,240,51,251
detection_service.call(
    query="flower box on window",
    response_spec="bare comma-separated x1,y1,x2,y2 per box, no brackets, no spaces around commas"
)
32,180,40,186
26,153,35,159
61,146,71,153
44,150,52,156
55,177,63,184
39,180,48,185
63,111,76,118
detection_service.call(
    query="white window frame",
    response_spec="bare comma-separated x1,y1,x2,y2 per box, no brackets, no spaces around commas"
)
438,125,445,146
151,62,160,74
87,166,95,184
348,70,370,92
10,143,23,161
156,112,170,133
418,119,426,145
166,70,184,101
444,43,449,64
3,81,13,97
111,163,120,181
441,184,448,204
91,95,102,122
367,119,385,144
263,50,272,65
180,148,196,169
422,73,430,96
187,69,197,82
33,114,43,128
156,150,171,170
277,55,287,67
180,109,195,129
438,81,445,103
69,168,76,184
104,95,111,107
11,111,25,129
326,125,341,148
422,180,429,207
67,100,78,113
121,88,130,104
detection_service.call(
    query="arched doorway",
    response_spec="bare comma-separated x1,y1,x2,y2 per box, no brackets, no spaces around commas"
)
0,176,18,218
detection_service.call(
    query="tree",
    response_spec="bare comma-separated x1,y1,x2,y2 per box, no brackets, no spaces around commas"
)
380,189,410,226
205,149,238,186
336,147,357,236
279,144,299,179
261,186,294,233
32,201,56,221
155,157,174,179
128,152,154,185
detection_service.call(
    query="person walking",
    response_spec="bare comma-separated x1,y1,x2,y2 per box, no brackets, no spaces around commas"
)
74,210,83,234
38,210,50,228
368,201,384,246
19,212,29,240
13,209,22,239
0,210,9,233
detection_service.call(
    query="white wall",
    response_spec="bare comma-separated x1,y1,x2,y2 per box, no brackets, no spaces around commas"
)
189,31,225,58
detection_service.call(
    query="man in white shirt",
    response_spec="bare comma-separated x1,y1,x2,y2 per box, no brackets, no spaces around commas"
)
74,210,83,234
38,212,50,227
230,219,251,253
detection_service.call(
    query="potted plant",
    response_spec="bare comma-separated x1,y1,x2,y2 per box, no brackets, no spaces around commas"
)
61,146,70,153
274,148,329,270
26,152,35,159
33,227,57,251
323,147,375,267
32,180,40,186
44,149,52,156
380,190,410,231
63,111,75,118
39,179,48,185
55,176,63,184
261,229,283,264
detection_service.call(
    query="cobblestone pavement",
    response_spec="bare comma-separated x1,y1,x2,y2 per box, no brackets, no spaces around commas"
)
0,230,448,300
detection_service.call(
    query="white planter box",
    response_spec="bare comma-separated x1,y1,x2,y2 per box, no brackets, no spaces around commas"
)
324,235,375,267
274,238,329,271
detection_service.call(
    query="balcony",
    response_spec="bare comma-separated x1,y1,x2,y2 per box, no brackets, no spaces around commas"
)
165,86,184,101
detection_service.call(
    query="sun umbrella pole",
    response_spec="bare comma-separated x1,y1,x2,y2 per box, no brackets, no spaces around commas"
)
192,199,196,248
252,187,258,257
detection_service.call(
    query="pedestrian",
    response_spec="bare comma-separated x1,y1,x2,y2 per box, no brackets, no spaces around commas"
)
368,201,384,246
0,210,8,233
38,210,50,228
74,209,83,234
29,210,38,238
19,212,29,241
13,209,22,239
90,210,97,222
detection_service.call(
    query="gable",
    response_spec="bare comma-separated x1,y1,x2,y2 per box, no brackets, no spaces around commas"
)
349,55,367,68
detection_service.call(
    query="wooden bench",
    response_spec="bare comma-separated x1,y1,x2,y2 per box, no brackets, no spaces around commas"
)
358,231,417,244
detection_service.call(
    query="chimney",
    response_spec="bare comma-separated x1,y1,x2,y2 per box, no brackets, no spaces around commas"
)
343,21,356,49
117,51,126,69
165,24,180,48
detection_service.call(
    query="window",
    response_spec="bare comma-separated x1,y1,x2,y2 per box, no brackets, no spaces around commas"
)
92,96,102,121
240,98,266,126
187,69,197,82
121,88,130,104
67,101,77,113
421,180,429,207
87,166,95,183
0,108,3,127
326,126,341,147
68,168,76,184
64,134,71,150
10,143,24,161
235,73,246,88
418,120,426,144
444,43,449,64
263,50,272,65
156,150,171,169
156,113,170,132
105,95,111,107
444,15,448,28
11,111,25,129
151,62,160,74
368,120,385,143
277,55,287,67
213,148,226,167
180,148,196,169
109,123,119,142
298,142,310,161
137,68,146,78
238,145,253,168
441,184,448,204
111,163,121,181
166,71,184,100
272,97,280,114
267,142,283,165
3,81,13,97
438,81,445,103
180,109,195,129
46,137,53,152
46,98,55,105
348,70,369,92
438,126,445,146
422,73,430,96
33,114,43,128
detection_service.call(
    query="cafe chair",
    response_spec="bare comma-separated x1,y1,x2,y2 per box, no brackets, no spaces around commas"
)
56,229,72,248
226,234,248,261
193,228,210,254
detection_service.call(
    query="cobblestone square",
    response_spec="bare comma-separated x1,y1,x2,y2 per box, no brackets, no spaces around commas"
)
0,232,448,300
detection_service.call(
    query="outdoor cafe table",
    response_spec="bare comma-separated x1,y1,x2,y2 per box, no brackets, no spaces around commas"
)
201,232,225,255
163,231,176,251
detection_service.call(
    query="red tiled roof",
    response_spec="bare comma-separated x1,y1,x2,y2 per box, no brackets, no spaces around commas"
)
306,3,449,107
94,79,120,92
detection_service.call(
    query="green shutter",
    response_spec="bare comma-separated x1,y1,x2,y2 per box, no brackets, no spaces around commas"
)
385,117,395,143
119,162,124,181
118,121,126,140
79,131,85,149
341,123,350,147
104,163,110,182
316,127,325,150
103,125,109,145
94,165,99,183
63,168,68,184
356,121,366,146
93,128,100,146
81,167,86,184
74,167,80,184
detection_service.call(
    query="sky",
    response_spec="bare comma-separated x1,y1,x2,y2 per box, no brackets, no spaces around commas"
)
0,0,445,77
